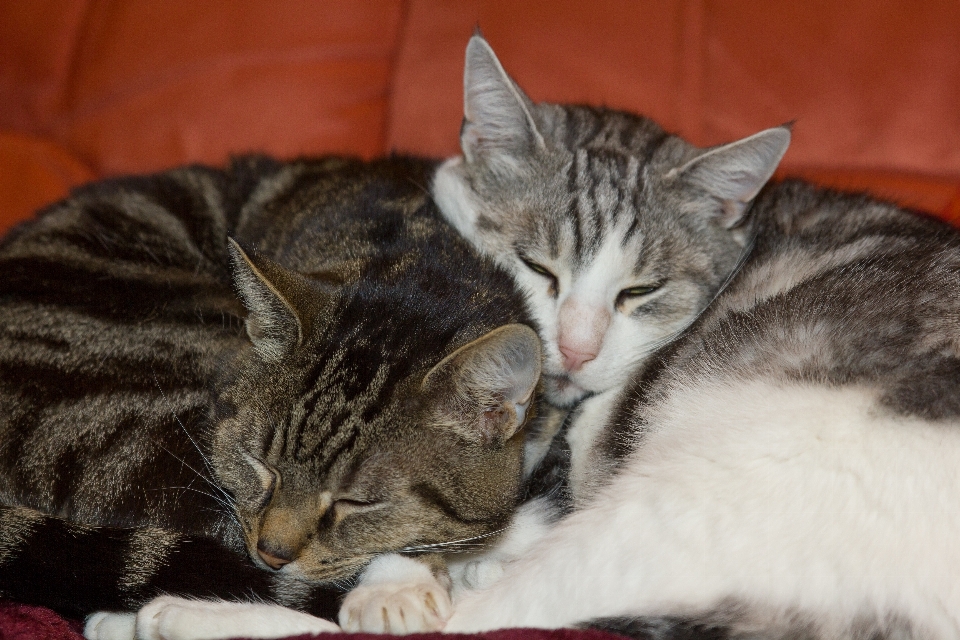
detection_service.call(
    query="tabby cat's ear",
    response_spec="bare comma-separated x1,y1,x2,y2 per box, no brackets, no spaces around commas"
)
228,239,325,362
673,125,791,227
423,324,542,446
461,33,545,170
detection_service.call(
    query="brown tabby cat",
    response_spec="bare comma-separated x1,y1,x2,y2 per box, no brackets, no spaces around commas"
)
0,155,545,628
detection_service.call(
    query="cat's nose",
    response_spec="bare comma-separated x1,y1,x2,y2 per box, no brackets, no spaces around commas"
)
257,542,294,570
559,345,597,371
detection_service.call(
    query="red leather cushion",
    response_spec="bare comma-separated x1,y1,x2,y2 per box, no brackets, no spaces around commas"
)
0,0,404,175
387,0,960,179
0,132,94,234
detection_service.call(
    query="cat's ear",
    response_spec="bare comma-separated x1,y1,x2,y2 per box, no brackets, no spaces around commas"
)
461,33,545,169
228,239,327,362
673,125,791,227
423,324,542,446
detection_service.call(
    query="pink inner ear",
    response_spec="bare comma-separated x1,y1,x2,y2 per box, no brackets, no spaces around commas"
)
557,298,611,372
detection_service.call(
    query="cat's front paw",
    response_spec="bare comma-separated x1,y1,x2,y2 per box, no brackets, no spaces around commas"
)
339,579,452,634
135,595,340,640
460,557,506,590
84,611,137,640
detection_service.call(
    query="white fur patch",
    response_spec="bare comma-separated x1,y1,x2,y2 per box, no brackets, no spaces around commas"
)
446,380,960,637
432,158,481,242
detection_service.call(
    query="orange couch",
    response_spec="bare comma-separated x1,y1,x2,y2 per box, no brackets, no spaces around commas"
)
2,0,960,233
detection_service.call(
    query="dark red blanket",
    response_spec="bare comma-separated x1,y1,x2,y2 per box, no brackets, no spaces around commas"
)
0,603,623,640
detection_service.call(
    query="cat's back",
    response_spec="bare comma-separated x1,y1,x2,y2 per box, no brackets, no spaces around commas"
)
668,180,960,419
0,162,263,525
600,182,960,635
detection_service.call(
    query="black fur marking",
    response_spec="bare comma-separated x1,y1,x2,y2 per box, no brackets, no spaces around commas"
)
582,616,730,640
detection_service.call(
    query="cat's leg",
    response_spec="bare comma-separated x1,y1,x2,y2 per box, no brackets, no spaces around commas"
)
450,496,558,598
338,554,452,633
442,462,718,633
87,596,340,640
443,496,633,632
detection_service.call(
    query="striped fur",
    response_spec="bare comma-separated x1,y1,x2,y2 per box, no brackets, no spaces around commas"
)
0,155,544,619
435,37,786,408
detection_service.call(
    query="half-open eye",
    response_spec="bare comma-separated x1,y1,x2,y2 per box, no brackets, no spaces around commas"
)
519,257,559,295
616,284,661,307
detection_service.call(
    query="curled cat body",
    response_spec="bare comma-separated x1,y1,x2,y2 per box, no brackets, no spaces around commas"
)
0,155,547,635
88,34,960,640
433,36,960,640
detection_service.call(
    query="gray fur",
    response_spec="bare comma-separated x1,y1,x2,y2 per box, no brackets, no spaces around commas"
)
438,34,960,640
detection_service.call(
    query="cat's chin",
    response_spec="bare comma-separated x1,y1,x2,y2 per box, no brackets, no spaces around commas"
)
544,374,590,407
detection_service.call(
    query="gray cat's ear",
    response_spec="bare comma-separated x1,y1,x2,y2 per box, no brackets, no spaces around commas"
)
461,34,545,169
423,324,542,446
228,239,324,362
673,125,791,227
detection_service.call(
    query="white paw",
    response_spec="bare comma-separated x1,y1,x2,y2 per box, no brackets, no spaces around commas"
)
84,611,137,640
135,596,340,640
461,558,505,590
339,580,452,634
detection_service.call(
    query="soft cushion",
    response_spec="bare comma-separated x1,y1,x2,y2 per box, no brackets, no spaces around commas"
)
0,132,93,234
387,0,960,178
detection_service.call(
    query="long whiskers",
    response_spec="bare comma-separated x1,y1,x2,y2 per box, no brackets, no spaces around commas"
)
397,527,508,555
152,371,236,509
159,444,240,529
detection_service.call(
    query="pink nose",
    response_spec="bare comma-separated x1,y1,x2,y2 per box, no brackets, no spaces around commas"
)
257,543,293,570
559,345,597,371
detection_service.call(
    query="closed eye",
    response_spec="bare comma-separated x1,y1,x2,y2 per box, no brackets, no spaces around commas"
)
335,498,377,508
616,284,661,308
333,498,380,518
519,257,559,295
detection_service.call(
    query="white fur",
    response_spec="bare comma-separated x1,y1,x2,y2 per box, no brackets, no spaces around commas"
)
85,612,136,640
445,379,960,638
564,388,622,503
86,597,339,640
511,210,702,407
339,554,452,633
432,158,481,242
449,497,558,598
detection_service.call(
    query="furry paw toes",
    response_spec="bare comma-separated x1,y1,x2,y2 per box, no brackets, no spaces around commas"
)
84,611,137,640
461,558,506,590
339,581,453,634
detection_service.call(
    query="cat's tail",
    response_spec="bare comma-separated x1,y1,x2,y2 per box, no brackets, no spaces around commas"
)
0,505,342,620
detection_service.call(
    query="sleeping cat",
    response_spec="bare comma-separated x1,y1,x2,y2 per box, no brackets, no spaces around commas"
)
126,33,960,640
95,33,960,640
0,155,545,634
433,36,960,639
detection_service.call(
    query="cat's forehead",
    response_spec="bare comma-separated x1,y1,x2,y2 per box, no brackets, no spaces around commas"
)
514,153,680,273
543,104,670,156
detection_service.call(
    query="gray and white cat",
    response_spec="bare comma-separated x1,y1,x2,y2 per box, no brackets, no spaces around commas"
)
436,36,960,640
105,34,960,640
